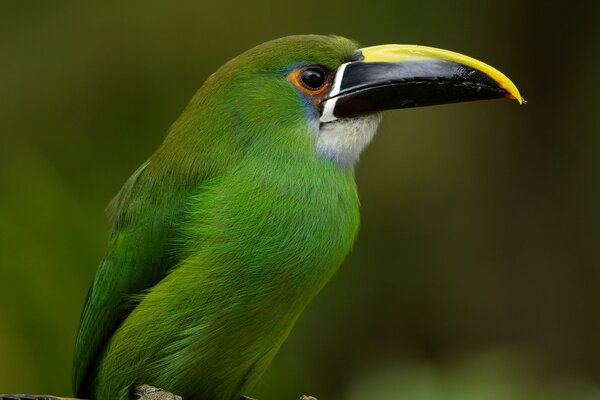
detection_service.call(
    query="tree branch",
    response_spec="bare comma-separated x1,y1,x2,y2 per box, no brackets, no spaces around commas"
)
1,386,317,400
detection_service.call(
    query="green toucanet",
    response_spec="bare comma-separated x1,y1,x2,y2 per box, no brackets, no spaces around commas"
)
73,35,522,400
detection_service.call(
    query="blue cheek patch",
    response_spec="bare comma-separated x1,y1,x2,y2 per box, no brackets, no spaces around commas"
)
296,90,320,121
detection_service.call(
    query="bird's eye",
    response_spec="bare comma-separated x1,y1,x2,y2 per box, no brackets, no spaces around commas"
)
287,65,330,97
300,67,326,90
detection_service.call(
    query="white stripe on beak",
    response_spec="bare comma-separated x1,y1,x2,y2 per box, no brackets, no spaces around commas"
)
319,62,349,123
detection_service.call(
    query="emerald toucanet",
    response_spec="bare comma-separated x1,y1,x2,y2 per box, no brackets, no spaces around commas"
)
73,35,522,400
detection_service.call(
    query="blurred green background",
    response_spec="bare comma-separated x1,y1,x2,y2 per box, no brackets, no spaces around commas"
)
2,1,600,399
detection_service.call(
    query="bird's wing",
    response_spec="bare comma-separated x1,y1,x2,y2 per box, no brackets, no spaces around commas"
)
73,161,192,396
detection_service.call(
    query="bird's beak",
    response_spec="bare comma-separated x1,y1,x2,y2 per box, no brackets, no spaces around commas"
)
320,44,524,123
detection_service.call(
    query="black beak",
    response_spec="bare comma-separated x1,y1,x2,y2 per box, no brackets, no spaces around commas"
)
320,45,523,122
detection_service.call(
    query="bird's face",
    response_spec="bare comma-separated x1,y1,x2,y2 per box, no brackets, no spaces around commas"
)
206,35,522,165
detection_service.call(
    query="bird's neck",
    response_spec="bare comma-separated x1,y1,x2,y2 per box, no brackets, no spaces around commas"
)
316,113,382,165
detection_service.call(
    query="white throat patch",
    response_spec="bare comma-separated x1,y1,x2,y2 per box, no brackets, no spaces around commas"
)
316,113,382,165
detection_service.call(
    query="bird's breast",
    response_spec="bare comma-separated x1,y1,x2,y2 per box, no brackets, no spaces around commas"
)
184,158,360,299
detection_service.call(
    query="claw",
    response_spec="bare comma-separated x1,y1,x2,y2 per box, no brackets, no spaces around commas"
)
133,385,182,400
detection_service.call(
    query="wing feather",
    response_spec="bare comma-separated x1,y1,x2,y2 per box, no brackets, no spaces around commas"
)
73,161,189,396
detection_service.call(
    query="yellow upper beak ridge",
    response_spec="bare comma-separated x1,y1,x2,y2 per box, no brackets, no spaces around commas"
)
359,45,524,104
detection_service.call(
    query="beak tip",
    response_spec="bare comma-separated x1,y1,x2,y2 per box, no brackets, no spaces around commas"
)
505,92,526,105
512,95,526,105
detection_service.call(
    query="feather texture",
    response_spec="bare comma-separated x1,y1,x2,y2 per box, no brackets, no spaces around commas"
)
74,35,362,400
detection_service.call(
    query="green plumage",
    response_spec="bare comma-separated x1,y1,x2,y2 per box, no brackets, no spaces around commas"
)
74,35,361,400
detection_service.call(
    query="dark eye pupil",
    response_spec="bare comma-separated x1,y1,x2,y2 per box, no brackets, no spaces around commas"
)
300,68,325,89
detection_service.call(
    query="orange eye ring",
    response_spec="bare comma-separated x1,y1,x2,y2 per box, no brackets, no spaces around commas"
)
287,65,332,97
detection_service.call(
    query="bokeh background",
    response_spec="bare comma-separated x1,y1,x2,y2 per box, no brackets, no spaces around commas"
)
2,1,600,399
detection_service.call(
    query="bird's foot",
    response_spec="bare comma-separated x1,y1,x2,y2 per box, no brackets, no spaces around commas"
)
134,385,182,400
238,394,316,400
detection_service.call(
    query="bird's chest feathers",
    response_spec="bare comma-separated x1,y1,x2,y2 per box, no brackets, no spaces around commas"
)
185,160,359,286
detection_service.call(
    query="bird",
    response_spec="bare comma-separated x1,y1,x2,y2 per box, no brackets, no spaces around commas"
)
72,35,523,400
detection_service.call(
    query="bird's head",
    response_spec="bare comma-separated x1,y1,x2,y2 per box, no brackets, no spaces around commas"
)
179,35,522,166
